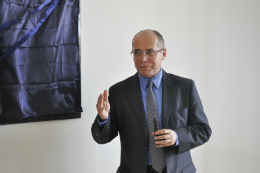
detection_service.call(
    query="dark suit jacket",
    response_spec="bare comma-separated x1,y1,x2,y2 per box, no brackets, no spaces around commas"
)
91,70,212,173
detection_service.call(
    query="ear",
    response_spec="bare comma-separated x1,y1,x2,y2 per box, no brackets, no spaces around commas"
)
162,48,167,60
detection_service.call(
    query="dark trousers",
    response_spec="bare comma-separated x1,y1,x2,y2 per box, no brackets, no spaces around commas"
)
147,165,166,173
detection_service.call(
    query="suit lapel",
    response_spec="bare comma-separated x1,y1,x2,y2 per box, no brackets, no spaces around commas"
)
126,73,148,137
162,70,176,128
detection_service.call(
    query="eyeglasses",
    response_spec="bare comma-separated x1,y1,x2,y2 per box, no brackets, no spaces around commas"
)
130,49,164,60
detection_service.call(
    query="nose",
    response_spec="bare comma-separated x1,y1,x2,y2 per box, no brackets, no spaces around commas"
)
140,52,148,62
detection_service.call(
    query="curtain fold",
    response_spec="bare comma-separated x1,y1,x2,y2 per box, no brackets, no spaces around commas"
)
0,0,82,124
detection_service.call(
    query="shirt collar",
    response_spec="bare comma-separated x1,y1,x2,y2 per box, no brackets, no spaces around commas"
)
138,68,162,89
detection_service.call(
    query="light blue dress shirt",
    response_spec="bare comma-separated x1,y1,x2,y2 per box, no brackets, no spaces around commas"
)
97,68,179,165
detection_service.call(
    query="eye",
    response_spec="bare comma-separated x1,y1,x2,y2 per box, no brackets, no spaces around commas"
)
134,51,142,55
146,50,154,55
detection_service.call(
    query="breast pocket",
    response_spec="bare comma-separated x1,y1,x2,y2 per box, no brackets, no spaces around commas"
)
168,108,189,128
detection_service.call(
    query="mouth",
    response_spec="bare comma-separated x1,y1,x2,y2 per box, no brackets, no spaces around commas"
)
138,64,152,68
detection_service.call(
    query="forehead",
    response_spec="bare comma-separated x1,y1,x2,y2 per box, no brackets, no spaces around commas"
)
133,31,159,50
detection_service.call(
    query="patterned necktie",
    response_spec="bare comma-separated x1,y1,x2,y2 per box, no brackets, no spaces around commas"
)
146,80,166,173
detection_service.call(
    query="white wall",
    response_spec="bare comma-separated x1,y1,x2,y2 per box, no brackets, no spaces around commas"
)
1,0,260,173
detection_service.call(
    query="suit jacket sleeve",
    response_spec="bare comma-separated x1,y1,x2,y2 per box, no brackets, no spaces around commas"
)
174,80,212,154
91,88,118,144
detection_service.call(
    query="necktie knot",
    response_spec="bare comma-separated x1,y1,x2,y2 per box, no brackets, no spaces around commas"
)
147,80,153,89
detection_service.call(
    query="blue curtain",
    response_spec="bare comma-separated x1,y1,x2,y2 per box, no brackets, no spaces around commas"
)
0,0,82,124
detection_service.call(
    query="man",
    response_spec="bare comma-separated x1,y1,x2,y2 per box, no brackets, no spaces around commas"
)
91,30,211,173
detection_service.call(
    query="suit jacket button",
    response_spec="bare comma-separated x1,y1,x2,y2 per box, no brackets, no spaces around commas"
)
96,132,100,137
144,146,147,150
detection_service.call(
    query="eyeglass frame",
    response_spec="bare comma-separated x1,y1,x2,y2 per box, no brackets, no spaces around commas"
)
130,48,165,60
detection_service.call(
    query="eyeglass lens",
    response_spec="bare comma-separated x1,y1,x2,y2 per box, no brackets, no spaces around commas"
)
132,50,158,59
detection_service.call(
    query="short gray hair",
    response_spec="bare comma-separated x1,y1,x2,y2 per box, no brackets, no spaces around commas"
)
132,29,165,49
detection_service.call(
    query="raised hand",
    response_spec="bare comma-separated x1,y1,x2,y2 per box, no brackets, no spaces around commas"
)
96,90,110,121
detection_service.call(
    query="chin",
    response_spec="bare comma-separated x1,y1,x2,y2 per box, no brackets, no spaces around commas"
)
137,68,154,77
139,72,152,79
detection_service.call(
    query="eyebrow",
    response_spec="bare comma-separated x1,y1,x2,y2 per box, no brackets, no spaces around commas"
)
133,49,154,51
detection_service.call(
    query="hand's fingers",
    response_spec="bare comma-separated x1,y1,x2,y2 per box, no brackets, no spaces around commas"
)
97,93,102,102
152,129,171,136
103,90,110,111
155,138,174,148
103,90,108,101
98,100,104,112
152,129,176,147
156,143,169,148
155,129,171,135
97,93,103,105
96,93,106,113
155,139,171,145
101,96,105,107
154,134,171,140
96,91,109,120
96,94,102,108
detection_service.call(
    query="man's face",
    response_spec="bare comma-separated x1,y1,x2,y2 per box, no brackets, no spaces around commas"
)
132,31,166,79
